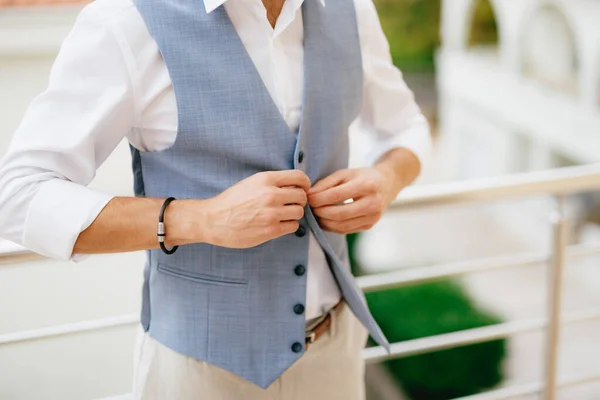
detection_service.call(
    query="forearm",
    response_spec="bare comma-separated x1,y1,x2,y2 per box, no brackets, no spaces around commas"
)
74,169,311,255
373,147,421,204
74,197,204,255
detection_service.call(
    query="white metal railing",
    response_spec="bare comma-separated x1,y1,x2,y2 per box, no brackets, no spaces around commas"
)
364,164,600,400
2,164,600,400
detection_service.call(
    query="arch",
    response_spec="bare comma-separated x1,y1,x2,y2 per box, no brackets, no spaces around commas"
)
467,0,500,50
521,4,579,95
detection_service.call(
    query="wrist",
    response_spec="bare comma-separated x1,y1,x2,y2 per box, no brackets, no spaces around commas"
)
374,163,402,205
373,158,403,201
374,148,421,202
164,199,210,246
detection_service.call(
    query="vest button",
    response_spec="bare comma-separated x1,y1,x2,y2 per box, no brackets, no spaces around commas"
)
298,151,304,164
295,225,306,238
291,342,304,353
294,265,306,276
294,304,305,315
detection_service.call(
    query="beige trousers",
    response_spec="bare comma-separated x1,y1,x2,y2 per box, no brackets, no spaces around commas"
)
133,303,368,400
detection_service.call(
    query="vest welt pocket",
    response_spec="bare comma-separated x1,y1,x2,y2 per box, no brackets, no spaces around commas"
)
157,264,248,287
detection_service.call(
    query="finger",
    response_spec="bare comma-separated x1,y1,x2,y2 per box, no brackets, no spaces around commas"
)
276,205,305,221
263,220,300,242
277,187,308,207
277,220,301,236
312,198,372,221
337,224,375,235
319,215,377,234
267,170,311,192
308,169,352,195
308,179,362,208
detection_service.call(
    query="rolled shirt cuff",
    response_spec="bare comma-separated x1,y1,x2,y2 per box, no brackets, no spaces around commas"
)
22,179,114,261
365,119,433,169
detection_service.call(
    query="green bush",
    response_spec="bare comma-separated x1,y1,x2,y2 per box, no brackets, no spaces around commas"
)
348,234,507,399
366,283,506,399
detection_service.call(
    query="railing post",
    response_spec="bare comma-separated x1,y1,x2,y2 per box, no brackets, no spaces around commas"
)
543,195,568,400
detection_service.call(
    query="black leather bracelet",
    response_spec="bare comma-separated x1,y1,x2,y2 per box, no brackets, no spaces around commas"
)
158,197,179,255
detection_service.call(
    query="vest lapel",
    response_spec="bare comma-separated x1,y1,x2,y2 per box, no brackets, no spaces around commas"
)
297,0,317,145
211,5,296,137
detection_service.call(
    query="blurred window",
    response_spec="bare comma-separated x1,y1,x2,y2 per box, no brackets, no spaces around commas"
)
467,0,499,57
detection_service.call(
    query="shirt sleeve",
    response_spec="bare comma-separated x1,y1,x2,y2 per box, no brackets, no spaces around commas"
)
0,8,137,261
355,0,433,168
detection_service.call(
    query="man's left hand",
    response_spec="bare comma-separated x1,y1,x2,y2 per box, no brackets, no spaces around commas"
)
307,148,420,234
307,168,390,234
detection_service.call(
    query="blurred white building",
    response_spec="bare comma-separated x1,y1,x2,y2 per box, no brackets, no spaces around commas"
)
360,0,600,273
438,0,600,180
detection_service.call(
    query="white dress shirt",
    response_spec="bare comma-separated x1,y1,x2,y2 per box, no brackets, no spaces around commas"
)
0,0,431,320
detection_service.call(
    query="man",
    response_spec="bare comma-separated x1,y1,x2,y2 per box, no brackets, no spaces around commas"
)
0,0,431,398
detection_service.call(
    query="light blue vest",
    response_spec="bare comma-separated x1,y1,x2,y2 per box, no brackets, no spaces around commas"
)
132,0,390,388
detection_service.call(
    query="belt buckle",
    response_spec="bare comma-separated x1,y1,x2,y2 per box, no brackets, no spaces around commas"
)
306,331,316,345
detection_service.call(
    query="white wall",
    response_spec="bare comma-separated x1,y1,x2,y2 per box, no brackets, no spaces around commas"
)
522,5,578,94
0,7,143,399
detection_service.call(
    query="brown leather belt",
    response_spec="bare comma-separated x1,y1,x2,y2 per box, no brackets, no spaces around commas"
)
305,300,345,350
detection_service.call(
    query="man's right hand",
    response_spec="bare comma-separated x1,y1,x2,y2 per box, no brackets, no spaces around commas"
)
201,170,311,249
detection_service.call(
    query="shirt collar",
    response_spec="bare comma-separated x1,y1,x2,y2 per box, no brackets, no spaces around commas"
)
203,0,325,15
